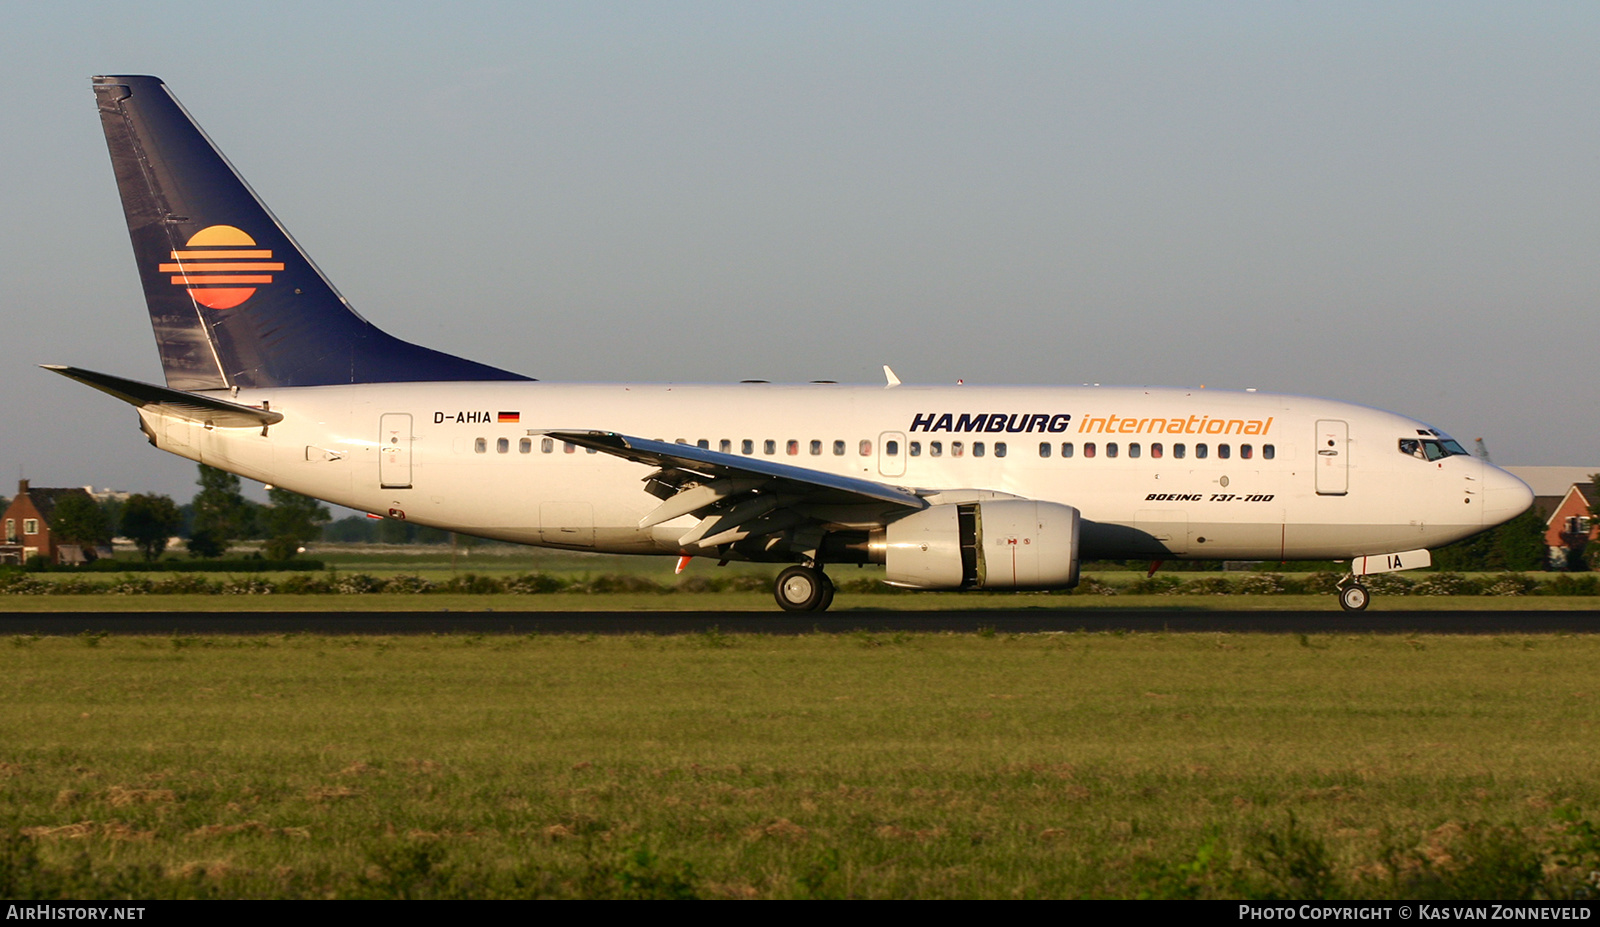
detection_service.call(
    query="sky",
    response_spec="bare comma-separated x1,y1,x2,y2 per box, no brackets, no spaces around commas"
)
3,1,1598,503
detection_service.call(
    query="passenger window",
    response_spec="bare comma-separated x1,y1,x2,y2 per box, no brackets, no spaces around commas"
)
697,439,709,450
720,439,732,453
1218,444,1230,460
833,440,846,456
519,437,531,454
764,440,776,455
1129,443,1141,459
995,442,1007,458
1241,444,1252,460
1106,442,1118,458
474,438,487,454
1263,444,1275,460
931,441,943,457
541,438,553,453
1174,443,1186,459
810,439,822,455
1151,442,1163,459
859,440,872,456
675,438,687,445
495,437,508,454
1084,443,1096,458
786,440,799,456
587,447,597,454
909,441,922,457
563,442,576,454
952,441,964,458
1061,442,1074,458
1196,444,1209,459
973,442,985,458
1039,442,1051,458
742,439,754,455
886,440,900,456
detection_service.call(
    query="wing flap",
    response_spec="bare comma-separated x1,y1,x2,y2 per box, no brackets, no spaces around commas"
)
545,430,928,555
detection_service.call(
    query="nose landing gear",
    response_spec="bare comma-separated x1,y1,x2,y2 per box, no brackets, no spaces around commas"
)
1337,580,1370,612
774,565,835,612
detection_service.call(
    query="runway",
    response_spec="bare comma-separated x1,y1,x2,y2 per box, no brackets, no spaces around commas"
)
3,610,1599,635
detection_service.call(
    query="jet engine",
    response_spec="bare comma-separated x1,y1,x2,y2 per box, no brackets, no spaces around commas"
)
869,500,1081,590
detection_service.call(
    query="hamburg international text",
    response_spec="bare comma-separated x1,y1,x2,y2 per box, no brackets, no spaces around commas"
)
53,75,1533,613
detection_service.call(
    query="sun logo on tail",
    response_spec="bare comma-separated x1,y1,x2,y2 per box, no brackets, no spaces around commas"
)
158,225,283,309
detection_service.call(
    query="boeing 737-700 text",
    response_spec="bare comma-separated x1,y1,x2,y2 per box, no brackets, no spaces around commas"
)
50,75,1533,612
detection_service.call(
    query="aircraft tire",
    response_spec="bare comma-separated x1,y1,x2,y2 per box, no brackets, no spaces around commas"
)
817,572,835,613
1339,583,1371,612
775,566,827,612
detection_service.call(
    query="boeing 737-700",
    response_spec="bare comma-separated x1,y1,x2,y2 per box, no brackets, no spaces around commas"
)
49,75,1534,612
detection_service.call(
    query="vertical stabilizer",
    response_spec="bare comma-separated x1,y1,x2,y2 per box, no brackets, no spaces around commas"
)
93,75,529,390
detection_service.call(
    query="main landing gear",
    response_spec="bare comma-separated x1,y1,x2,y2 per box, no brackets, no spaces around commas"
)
774,565,835,612
1337,579,1370,612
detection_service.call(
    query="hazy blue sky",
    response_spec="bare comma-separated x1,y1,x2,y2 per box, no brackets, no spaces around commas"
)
4,2,1597,502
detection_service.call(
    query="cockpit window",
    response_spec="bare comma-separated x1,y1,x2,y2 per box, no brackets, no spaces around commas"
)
1399,436,1470,461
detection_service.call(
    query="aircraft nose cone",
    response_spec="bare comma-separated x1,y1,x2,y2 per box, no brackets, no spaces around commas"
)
1481,464,1535,528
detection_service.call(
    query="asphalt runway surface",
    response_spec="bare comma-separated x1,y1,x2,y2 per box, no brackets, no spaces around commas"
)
3,610,1600,635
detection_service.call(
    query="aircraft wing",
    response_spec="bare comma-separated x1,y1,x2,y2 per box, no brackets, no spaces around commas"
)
545,430,927,551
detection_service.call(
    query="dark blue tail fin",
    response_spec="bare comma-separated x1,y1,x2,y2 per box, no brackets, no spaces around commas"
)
93,75,530,390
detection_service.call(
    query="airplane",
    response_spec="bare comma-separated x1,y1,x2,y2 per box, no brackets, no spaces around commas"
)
50,75,1534,613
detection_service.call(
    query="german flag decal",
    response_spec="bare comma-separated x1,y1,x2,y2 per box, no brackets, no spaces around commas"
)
497,411,520,423
158,225,283,310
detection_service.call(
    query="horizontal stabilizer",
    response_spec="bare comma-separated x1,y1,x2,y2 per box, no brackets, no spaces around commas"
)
42,365,283,428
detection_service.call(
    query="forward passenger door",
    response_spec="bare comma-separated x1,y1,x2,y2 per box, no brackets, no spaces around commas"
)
1315,419,1348,496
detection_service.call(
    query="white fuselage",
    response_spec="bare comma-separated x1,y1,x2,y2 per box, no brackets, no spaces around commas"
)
137,381,1533,564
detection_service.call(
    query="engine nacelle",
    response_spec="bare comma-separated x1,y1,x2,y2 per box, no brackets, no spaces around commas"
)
871,500,1081,591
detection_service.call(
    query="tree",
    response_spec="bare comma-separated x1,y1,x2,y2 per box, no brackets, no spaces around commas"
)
188,465,254,558
50,493,113,557
120,494,183,561
1493,505,1547,572
1433,500,1545,572
262,487,330,560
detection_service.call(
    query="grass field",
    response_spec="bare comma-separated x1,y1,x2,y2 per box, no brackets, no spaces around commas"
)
4,631,1600,899
12,546,1600,612
8,545,1600,612
4,593,1600,613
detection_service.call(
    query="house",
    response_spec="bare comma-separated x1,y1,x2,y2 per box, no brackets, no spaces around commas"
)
1538,482,1597,570
1505,467,1600,570
0,480,105,565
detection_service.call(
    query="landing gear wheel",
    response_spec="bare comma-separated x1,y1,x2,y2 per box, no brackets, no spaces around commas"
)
775,566,831,612
1339,583,1370,612
817,572,835,613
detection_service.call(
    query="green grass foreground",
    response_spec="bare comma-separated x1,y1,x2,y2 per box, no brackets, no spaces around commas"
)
2,592,1600,612
4,632,1600,898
